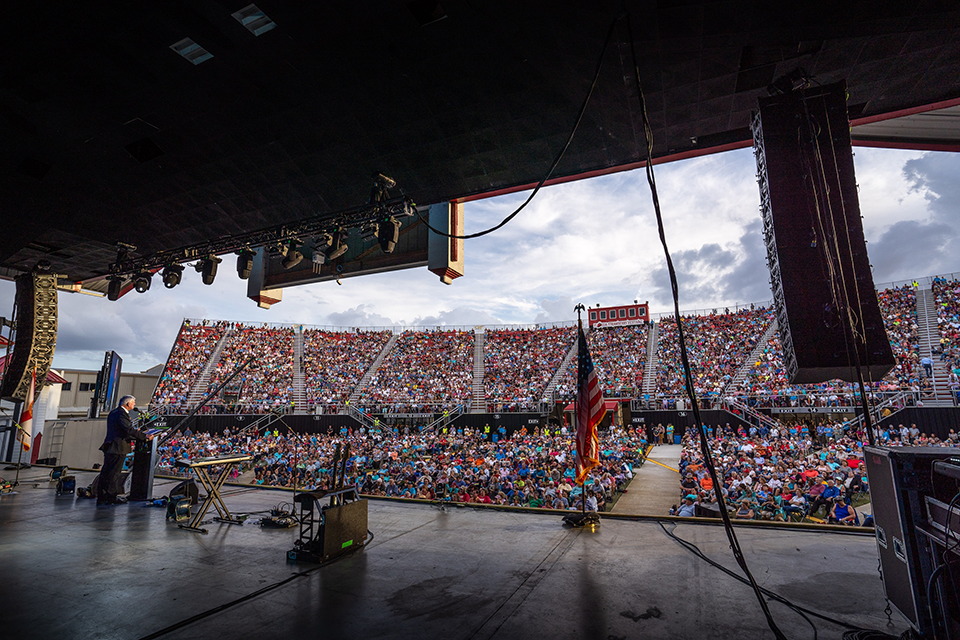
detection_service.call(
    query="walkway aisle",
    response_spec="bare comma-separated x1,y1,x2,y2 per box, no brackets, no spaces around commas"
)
611,443,682,516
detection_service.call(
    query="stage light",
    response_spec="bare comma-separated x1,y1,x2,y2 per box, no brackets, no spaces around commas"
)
197,255,222,285
280,243,303,270
327,230,348,260
162,264,184,289
133,272,153,293
377,216,401,253
236,250,255,279
107,277,122,301
373,172,397,189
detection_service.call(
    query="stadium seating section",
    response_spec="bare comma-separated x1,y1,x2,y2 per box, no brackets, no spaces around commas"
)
148,281,953,413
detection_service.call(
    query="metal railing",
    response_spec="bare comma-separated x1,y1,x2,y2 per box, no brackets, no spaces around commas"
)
423,405,465,431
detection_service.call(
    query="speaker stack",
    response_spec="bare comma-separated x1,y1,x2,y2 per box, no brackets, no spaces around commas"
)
751,81,894,384
1,272,58,401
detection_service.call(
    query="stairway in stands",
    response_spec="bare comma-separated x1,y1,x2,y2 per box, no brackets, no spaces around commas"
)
292,328,307,413
543,328,582,400
724,320,779,394
640,321,658,397
471,329,485,413
915,286,954,406
348,332,399,408
186,328,233,407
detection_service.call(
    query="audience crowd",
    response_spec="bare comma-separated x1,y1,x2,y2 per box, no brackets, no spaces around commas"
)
656,308,772,398
555,324,649,399
731,285,927,407
358,330,474,412
303,329,392,411
152,321,227,406
483,327,574,409
672,420,959,522
156,424,648,511
203,325,295,412
150,279,959,415
934,278,960,376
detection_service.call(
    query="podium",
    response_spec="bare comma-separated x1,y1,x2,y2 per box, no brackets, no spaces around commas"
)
128,438,158,501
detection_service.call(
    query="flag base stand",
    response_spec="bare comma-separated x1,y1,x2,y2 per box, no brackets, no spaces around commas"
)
561,512,601,528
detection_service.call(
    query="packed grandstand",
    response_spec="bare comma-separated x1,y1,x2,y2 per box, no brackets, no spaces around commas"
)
149,276,960,416
147,275,960,519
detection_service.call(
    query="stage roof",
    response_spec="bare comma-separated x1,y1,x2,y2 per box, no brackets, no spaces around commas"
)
3,1,960,282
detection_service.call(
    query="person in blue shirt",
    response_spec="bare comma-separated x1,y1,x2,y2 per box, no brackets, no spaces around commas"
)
808,479,841,517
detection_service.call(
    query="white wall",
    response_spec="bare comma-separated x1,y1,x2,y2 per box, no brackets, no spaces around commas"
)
37,419,107,470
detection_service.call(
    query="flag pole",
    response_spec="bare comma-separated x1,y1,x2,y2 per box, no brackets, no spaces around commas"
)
576,305,586,519
13,423,25,487
562,304,599,527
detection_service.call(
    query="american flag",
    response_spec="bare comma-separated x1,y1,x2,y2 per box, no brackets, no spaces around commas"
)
575,326,605,484
18,368,36,451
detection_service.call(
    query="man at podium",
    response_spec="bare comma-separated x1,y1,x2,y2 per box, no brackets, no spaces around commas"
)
97,395,154,505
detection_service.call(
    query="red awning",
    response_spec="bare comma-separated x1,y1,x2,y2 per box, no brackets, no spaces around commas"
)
0,355,68,385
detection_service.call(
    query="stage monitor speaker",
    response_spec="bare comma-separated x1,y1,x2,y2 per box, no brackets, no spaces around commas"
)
751,81,894,384
0,273,58,401
319,499,368,560
863,446,959,638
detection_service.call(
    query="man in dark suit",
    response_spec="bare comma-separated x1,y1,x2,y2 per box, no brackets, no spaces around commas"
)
97,395,153,505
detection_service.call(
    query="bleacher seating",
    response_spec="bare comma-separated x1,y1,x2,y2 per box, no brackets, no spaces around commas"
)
358,329,473,410
150,321,226,406
303,329,392,409
656,308,772,398
483,327,574,407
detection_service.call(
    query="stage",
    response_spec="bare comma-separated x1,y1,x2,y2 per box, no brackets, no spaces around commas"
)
1,470,910,639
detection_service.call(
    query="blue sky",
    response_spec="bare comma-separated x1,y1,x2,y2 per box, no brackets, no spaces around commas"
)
1,146,956,373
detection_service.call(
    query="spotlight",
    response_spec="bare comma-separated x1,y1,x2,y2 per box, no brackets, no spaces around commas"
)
373,172,396,189
162,264,184,289
198,255,222,285
327,230,348,261
133,271,153,293
236,250,255,279
280,243,303,270
377,216,401,253
107,276,123,301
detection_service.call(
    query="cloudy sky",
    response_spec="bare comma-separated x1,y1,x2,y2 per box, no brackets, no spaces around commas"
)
1,146,957,373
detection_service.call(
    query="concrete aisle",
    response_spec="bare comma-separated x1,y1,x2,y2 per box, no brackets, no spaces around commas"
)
612,443,682,516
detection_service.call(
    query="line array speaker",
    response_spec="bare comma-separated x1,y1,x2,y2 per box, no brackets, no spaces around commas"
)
1,273,58,401
751,81,894,384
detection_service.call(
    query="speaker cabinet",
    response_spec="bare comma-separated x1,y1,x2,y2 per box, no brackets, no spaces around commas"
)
1,273,58,401
751,81,894,384
863,446,959,638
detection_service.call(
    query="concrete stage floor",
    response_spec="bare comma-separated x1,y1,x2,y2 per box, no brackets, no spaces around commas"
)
1,470,910,640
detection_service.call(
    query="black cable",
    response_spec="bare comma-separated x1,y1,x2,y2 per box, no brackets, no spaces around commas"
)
658,521,887,636
412,14,622,240
137,528,373,640
926,558,960,637
625,12,787,640
939,492,960,616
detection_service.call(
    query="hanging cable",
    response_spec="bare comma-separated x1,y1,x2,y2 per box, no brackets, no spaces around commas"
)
798,90,878,445
624,12,789,640
412,14,623,239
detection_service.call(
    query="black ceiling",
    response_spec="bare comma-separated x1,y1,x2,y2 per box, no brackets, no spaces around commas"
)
3,1,960,281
